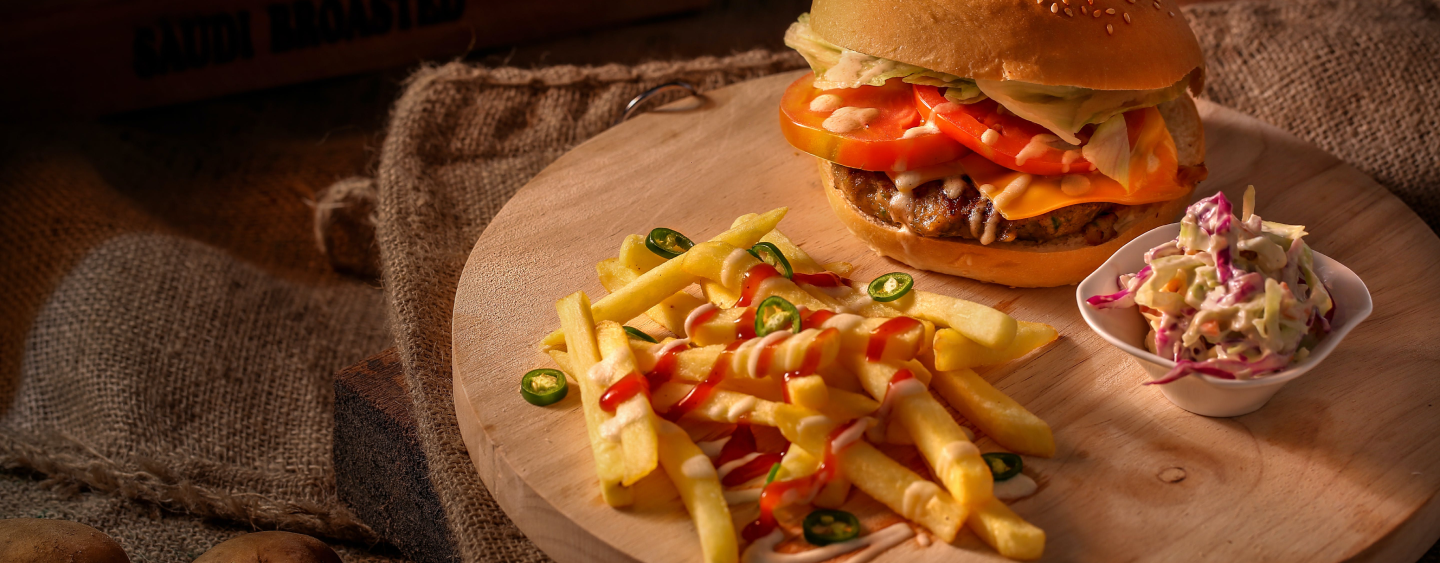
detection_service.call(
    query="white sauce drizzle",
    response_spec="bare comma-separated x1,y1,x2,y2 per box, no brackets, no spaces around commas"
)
599,400,646,442
915,532,932,547
823,107,880,134
941,175,967,199
831,417,873,452
887,190,913,225
746,331,790,377
732,337,764,376
727,395,758,422
968,204,985,239
901,481,942,521
868,378,925,442
891,170,926,193
724,487,764,505
933,102,960,114
900,120,940,139
980,128,1000,146
587,352,626,387
716,452,762,480
682,454,716,480
980,210,1002,246
797,415,834,438
1060,174,1093,196
1061,150,1080,173
721,249,753,289
992,174,1033,210
697,436,730,458
940,441,980,470
684,303,718,337
808,94,843,113
741,523,915,563
780,329,816,374
1014,134,1059,166
994,473,1039,500
820,313,866,334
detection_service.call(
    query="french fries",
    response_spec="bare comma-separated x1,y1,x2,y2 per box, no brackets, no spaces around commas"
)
933,321,1059,371
541,208,787,349
555,292,632,506
890,290,1018,350
529,210,1060,563
596,321,660,485
656,421,738,563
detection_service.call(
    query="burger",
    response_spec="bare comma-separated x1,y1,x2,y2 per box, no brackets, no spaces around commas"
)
778,0,1208,287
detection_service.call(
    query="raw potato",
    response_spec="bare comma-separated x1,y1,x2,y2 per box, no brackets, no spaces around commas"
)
0,518,129,563
192,531,342,563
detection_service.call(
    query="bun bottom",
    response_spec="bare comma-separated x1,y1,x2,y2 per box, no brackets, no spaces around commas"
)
821,160,1200,288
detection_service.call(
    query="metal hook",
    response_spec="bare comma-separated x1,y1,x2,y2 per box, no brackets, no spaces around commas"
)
614,81,698,127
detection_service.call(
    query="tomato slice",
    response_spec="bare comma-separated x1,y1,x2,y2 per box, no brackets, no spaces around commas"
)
913,85,1097,176
780,73,968,172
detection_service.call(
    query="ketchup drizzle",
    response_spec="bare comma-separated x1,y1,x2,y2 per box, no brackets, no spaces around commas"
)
742,422,862,541
599,372,649,412
791,271,849,288
736,307,758,340
736,264,782,307
866,316,923,362
663,340,745,422
802,309,837,331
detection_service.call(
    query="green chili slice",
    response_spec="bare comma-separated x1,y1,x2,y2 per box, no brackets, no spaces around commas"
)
749,242,793,279
521,368,568,406
764,462,782,485
982,452,1023,481
754,296,801,337
867,272,914,302
802,509,861,546
646,228,694,259
623,326,658,343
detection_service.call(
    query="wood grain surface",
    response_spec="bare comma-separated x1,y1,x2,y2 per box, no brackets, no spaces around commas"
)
451,70,1440,562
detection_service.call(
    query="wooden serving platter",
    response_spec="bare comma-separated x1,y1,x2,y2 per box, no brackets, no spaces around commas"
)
452,70,1440,562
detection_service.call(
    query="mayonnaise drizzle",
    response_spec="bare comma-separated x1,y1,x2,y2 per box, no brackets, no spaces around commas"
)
685,303,718,337
724,487,763,505
868,378,925,442
741,523,915,563
697,436,730,458
980,128,1000,146
797,415,833,438
587,351,626,386
901,481,942,520
832,417,873,452
716,452,762,480
599,400,646,442
992,174,1033,210
682,454,716,480
981,211,1002,245
1061,150,1080,173
1014,134,1059,167
942,175,967,199
721,249,753,289
900,120,940,139
727,395,757,422
809,94,842,113
823,107,880,134
994,473,1039,500
888,190,912,225
1061,174,1093,196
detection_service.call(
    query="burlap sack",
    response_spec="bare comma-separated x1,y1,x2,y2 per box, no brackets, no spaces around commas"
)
0,98,400,558
373,1,1439,561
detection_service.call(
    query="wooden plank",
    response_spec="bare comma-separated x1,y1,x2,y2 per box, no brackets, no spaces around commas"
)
449,70,1440,562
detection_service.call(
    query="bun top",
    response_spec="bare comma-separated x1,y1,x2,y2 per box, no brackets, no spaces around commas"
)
809,0,1205,91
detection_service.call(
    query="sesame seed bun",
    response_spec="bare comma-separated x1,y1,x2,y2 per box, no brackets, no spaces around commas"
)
808,0,1205,92
821,95,1207,288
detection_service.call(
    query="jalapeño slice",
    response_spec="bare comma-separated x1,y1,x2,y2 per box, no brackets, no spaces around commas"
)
982,452,1023,481
802,509,861,546
867,272,914,302
521,368,568,406
623,325,658,343
764,462,782,485
646,228,694,259
748,242,794,279
754,296,801,337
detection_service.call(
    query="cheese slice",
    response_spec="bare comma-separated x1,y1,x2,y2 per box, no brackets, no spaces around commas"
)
887,107,1184,221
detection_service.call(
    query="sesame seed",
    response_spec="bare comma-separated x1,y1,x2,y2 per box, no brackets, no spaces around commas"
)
1107,23,1114,33
1106,8,1116,14
1168,10,1174,16
1124,12,1131,22
1081,5,1088,13
1062,0,1069,5
1153,1,1160,8
1051,2,1058,13
1093,9,1101,17
1065,7,1074,15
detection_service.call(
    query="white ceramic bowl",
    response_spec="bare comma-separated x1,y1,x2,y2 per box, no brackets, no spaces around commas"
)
1076,223,1373,417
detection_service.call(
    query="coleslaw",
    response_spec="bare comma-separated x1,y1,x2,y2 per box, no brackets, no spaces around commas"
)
1087,187,1334,384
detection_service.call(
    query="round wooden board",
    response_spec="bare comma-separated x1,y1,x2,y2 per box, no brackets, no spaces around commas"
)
452,70,1440,563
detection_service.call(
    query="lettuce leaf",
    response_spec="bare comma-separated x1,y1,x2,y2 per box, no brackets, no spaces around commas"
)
1081,114,1132,191
975,77,1188,145
784,14,982,95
